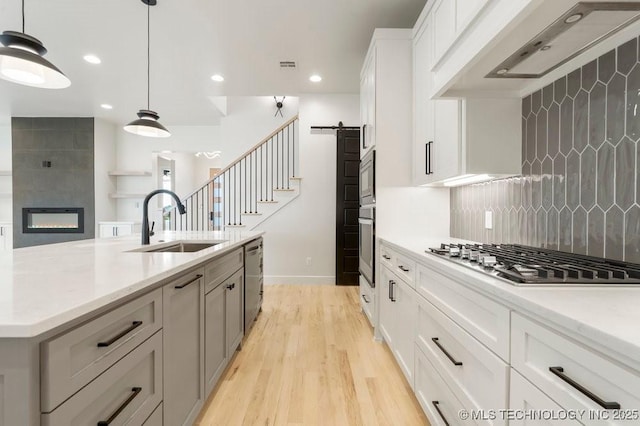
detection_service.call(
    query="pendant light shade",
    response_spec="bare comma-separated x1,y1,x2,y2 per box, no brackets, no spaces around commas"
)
0,8,70,89
124,109,171,138
124,0,170,138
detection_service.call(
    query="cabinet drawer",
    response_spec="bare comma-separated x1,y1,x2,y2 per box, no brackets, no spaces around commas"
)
415,344,475,426
359,275,375,327
417,295,508,425
510,369,582,426
42,331,163,426
205,247,243,294
512,313,640,423
143,403,163,426
416,263,510,360
41,288,163,412
379,244,416,288
394,252,416,288
380,244,394,270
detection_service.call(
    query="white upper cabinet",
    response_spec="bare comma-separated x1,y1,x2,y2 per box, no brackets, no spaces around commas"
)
413,5,521,187
360,49,376,158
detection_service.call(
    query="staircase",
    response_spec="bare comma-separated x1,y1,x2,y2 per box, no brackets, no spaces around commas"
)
168,115,300,231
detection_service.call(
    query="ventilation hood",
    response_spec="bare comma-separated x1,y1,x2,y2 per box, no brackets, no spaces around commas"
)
487,2,640,79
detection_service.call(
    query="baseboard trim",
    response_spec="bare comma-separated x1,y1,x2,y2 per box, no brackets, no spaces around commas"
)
264,275,336,285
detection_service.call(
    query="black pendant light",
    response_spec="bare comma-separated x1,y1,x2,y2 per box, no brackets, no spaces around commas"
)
0,0,70,89
124,0,170,138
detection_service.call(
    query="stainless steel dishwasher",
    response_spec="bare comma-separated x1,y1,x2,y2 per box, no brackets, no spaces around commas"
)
244,238,263,332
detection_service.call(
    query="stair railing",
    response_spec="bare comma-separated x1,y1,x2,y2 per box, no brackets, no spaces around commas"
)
168,115,299,231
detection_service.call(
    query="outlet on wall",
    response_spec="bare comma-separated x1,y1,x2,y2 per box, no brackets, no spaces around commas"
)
485,211,493,230
305,257,312,266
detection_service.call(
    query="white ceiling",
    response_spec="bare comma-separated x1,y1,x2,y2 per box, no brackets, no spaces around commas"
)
0,0,426,126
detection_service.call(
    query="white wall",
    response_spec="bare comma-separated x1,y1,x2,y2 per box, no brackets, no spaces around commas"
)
94,119,117,227
256,94,360,284
0,125,11,222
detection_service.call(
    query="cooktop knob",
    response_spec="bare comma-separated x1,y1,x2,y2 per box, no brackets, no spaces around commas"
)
480,255,497,268
449,247,461,257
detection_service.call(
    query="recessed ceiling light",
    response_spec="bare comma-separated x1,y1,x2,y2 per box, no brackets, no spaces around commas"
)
83,54,101,64
211,74,224,82
540,45,552,51
309,74,322,83
497,68,509,75
100,104,113,110
565,13,583,24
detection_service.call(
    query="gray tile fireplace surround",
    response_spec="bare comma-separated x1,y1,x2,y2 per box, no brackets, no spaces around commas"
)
451,36,640,264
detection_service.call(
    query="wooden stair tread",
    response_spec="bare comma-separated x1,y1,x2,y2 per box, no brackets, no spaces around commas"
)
242,213,263,216
258,200,279,204
273,188,295,192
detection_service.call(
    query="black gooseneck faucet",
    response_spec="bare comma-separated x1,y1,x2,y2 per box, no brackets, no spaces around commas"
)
141,189,186,245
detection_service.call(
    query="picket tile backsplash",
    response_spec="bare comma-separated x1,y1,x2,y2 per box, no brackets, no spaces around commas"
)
451,36,640,263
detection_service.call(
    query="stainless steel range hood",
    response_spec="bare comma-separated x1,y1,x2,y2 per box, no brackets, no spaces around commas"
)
487,2,640,79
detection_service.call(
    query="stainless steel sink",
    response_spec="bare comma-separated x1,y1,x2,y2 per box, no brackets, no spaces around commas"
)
129,241,224,253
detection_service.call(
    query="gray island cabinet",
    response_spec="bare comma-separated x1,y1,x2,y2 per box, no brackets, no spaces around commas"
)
0,232,261,426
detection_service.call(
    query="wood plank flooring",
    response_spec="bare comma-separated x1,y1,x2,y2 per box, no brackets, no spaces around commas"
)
196,285,429,426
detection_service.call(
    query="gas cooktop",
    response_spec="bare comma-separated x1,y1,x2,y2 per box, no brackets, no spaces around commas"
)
426,243,640,286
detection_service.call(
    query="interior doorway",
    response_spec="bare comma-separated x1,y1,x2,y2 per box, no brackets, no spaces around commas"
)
335,128,360,285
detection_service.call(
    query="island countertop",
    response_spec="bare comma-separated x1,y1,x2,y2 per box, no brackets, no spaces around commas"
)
0,230,263,338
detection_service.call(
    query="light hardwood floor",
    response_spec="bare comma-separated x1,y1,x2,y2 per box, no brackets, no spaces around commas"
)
196,284,429,426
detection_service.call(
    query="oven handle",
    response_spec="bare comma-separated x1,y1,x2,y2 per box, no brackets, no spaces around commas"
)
358,218,374,225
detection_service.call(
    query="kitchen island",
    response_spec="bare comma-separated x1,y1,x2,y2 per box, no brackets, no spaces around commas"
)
0,230,263,426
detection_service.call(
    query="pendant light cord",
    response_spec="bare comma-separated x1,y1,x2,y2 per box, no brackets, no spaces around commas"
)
147,1,150,110
22,0,25,33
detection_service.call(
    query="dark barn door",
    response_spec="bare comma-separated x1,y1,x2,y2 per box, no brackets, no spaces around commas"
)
336,129,360,285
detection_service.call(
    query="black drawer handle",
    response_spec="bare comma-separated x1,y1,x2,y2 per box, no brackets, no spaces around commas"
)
362,294,370,304
549,366,620,410
97,321,143,348
432,401,450,426
382,254,391,260
97,387,142,425
398,265,410,272
175,274,203,289
432,338,463,366
226,283,235,290
389,280,396,302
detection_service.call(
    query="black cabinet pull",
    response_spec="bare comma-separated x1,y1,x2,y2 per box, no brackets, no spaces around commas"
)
362,124,367,149
389,280,396,302
362,294,370,304
432,338,463,366
398,265,410,272
97,321,143,348
431,401,450,426
425,141,434,175
382,254,391,260
549,366,620,410
175,274,203,289
227,283,235,290
97,387,142,426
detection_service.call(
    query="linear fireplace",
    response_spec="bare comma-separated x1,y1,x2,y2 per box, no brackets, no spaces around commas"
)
22,208,85,234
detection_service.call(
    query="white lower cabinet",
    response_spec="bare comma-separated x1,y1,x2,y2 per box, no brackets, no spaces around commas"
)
379,265,417,386
416,295,508,425
359,275,375,327
510,369,582,426
511,313,640,425
99,222,141,238
163,270,205,426
143,403,163,426
415,343,474,425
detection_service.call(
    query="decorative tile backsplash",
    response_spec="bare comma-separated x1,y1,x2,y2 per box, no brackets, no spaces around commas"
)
451,36,640,263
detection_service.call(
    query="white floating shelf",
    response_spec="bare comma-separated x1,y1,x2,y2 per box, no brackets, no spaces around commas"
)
108,170,152,177
108,193,147,199
0,171,12,177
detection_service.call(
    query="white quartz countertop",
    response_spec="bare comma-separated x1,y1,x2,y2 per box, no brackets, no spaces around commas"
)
381,236,640,368
0,230,263,338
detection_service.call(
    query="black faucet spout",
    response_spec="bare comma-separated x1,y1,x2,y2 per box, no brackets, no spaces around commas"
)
141,189,186,245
